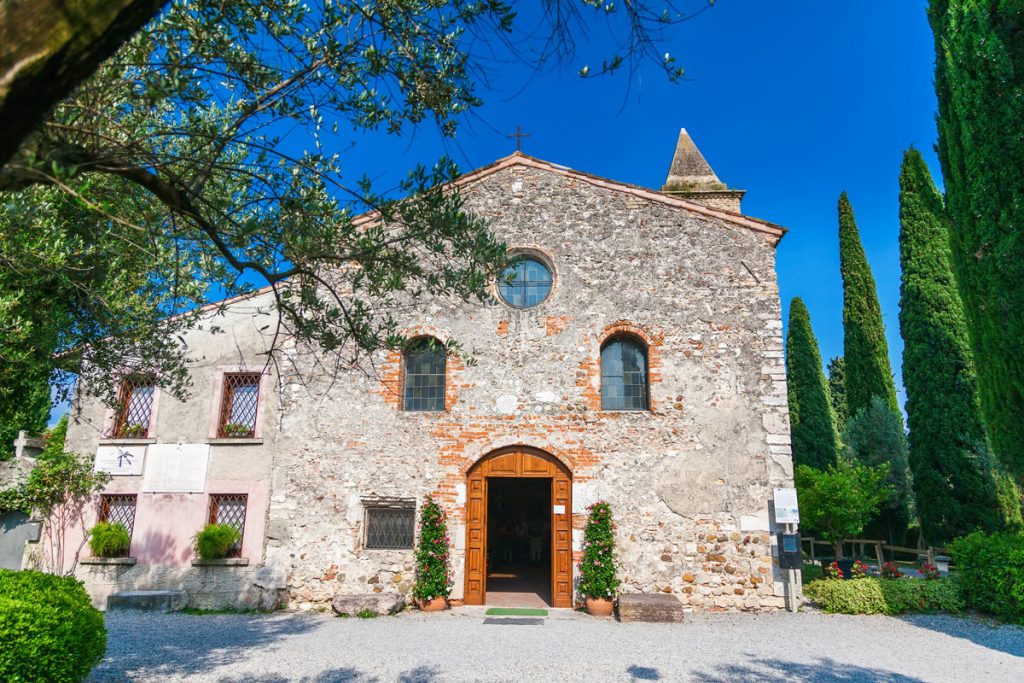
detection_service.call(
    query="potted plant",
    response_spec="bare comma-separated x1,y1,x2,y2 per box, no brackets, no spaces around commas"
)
794,459,892,579
577,501,620,616
120,423,147,438
195,523,241,560
222,422,253,438
412,496,451,611
89,522,131,558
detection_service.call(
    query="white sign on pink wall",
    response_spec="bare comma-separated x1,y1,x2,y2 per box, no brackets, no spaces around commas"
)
141,444,210,493
94,445,146,476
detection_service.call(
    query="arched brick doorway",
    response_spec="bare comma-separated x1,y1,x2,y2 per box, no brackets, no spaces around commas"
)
464,447,573,608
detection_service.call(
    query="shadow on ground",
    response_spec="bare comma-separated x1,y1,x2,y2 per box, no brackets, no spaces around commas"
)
214,665,442,683
689,657,926,682
897,614,1024,658
88,612,325,681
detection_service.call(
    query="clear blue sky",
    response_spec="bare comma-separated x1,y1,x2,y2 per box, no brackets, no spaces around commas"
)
345,0,939,409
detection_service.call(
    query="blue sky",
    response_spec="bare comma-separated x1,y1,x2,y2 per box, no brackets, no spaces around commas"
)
345,0,939,409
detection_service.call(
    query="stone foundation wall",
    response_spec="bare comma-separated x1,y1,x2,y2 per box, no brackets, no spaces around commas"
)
75,562,287,611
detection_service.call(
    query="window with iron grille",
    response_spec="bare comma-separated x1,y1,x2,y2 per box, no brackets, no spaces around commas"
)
208,494,247,558
98,494,137,556
112,377,155,438
218,373,261,438
364,502,416,550
600,336,650,411
403,339,446,412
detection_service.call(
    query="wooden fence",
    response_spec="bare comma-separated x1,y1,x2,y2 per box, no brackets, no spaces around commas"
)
800,537,952,569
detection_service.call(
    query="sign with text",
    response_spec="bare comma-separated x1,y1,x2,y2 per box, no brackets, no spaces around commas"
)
142,444,209,493
94,445,146,476
773,487,800,524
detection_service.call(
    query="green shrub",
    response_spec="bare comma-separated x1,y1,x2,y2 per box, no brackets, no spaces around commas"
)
801,563,823,584
412,496,452,603
804,576,963,615
577,501,621,600
88,522,131,558
195,523,241,560
950,531,1024,622
0,569,106,682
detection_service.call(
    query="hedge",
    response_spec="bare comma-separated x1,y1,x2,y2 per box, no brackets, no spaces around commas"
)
804,577,963,615
0,570,106,682
950,531,1024,623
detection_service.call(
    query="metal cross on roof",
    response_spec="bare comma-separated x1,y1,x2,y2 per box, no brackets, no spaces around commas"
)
507,125,530,152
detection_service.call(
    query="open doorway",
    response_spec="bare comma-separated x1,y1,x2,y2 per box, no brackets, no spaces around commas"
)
485,477,551,607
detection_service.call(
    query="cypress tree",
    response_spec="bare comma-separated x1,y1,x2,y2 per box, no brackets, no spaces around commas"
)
785,298,840,470
898,149,1005,543
838,193,901,422
826,356,848,434
929,1,1024,482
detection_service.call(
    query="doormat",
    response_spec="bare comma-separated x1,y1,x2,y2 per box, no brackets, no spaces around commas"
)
482,617,545,625
484,608,548,617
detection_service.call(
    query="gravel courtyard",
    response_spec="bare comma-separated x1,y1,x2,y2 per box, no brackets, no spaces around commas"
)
87,608,1023,682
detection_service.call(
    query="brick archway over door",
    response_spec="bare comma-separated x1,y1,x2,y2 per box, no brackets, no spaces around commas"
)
464,447,573,608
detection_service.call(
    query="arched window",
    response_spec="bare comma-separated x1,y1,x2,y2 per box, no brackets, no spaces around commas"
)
600,336,649,411
403,339,446,411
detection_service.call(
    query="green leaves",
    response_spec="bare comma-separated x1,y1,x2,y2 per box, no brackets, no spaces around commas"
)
412,496,451,601
577,501,620,600
795,459,892,550
785,298,840,470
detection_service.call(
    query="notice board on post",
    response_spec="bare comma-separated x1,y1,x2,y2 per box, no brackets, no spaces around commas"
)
773,487,800,525
142,444,210,493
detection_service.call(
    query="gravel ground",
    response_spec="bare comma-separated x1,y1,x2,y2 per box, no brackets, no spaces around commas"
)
87,607,1024,682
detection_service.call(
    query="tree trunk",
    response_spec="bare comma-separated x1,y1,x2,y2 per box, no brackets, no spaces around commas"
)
0,0,167,168
834,541,844,561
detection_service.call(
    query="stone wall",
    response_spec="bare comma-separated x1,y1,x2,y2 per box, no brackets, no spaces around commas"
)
266,162,793,612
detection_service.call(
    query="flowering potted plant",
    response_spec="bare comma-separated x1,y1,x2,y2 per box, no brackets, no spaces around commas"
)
850,559,868,579
577,501,620,616
880,561,903,579
412,496,451,612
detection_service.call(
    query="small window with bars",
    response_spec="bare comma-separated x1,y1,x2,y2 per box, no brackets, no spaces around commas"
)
403,339,446,412
112,377,155,438
218,373,261,438
98,494,137,556
208,494,248,558
364,502,416,550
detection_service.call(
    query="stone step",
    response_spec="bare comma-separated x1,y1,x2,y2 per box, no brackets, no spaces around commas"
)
617,594,684,623
107,590,187,613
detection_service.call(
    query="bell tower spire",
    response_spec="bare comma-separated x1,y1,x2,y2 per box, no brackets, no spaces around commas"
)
661,129,746,213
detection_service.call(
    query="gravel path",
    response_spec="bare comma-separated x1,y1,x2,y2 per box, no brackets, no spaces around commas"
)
88,607,1024,682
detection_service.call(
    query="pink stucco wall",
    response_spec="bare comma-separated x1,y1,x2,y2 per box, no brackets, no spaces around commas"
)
61,478,269,571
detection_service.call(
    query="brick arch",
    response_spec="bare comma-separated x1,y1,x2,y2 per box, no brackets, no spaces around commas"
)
463,445,573,608
373,328,464,411
578,321,664,412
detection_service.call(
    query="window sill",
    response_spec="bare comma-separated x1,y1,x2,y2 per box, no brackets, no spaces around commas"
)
99,438,156,446
80,557,137,566
192,558,249,567
209,438,263,445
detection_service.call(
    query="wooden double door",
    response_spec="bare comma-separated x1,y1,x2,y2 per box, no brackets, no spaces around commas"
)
464,447,573,608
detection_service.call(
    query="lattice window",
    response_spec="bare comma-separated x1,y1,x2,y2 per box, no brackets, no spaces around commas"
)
209,494,247,557
403,340,446,412
218,373,261,438
112,377,155,438
364,503,416,550
601,336,649,411
98,494,137,556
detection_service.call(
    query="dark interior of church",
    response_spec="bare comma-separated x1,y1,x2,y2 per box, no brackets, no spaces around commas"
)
486,477,551,605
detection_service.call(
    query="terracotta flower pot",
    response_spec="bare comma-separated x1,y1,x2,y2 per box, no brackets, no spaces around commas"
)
586,597,614,617
417,597,447,612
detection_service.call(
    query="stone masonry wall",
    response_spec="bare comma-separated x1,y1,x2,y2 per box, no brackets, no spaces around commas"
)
266,163,793,612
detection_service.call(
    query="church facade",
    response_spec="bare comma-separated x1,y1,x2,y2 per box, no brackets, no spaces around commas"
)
62,131,794,612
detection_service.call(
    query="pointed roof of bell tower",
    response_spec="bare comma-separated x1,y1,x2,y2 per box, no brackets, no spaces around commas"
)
661,128,745,213
663,128,724,191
